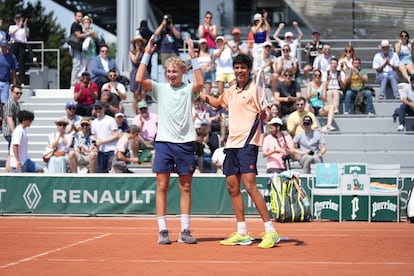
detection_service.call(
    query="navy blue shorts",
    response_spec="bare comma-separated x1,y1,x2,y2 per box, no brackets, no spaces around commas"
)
153,141,196,175
223,144,258,176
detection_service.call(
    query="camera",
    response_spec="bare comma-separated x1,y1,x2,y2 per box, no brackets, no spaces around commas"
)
163,14,172,25
308,150,314,156
282,155,291,161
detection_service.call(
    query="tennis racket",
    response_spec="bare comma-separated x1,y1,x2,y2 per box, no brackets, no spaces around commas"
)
255,69,266,111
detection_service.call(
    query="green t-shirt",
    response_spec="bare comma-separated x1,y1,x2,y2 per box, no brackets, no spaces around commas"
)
152,81,196,143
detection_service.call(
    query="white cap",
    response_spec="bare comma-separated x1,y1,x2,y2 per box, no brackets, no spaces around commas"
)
263,41,273,48
284,31,294,38
253,13,262,21
380,40,390,47
268,117,283,126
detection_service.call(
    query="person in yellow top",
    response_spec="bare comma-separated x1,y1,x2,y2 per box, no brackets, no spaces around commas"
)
199,54,280,249
287,96,318,137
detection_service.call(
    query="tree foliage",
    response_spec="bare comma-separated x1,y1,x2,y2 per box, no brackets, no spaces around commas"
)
0,0,73,88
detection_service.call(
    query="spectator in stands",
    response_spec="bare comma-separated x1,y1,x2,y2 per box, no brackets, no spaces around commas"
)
198,11,217,53
313,43,332,73
192,97,206,129
276,44,298,81
292,115,326,174
214,36,236,95
81,15,99,73
372,40,400,100
111,124,141,173
154,14,181,66
0,40,17,132
228,27,250,58
211,139,226,174
193,119,214,173
343,58,375,115
10,110,43,173
92,90,119,118
91,44,120,94
287,96,318,138
250,11,271,57
129,34,147,113
197,38,214,95
253,41,279,97
68,117,97,173
0,17,8,42
274,69,302,116
136,36,203,244
305,69,336,132
91,100,119,173
273,21,303,59
323,58,344,114
337,44,357,73
136,20,153,76
101,69,127,113
397,75,414,131
69,11,84,87
2,84,22,172
8,14,30,85
45,117,72,173
303,29,324,84
64,101,82,135
205,94,228,146
395,31,414,83
262,117,294,173
73,72,98,117
115,112,129,133
131,100,157,159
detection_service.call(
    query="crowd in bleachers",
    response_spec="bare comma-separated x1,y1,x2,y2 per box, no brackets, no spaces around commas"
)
3,9,414,175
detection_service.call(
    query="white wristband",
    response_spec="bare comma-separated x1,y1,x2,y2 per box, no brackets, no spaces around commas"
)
141,53,151,66
191,58,201,70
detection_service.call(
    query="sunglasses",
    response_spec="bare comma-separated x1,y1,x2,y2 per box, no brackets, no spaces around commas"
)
401,35,408,38
68,107,76,110
282,49,290,52
345,50,352,53
94,106,102,110
313,74,321,77
57,123,67,127
14,92,23,95
284,74,293,77
81,123,90,127
303,122,311,126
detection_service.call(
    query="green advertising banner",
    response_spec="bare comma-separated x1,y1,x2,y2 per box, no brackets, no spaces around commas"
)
0,174,282,216
342,195,370,221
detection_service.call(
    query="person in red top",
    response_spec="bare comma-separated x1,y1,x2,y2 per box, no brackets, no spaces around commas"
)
73,71,98,116
198,11,217,51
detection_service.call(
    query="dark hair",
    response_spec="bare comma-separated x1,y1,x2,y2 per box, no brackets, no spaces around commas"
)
140,20,148,28
331,57,338,63
400,30,409,39
17,110,34,123
296,96,306,104
74,10,83,16
11,84,22,92
233,54,253,69
81,71,90,77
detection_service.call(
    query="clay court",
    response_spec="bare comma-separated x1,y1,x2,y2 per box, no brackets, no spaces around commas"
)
0,217,412,275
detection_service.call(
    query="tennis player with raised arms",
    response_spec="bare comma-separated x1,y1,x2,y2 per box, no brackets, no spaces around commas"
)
199,54,280,249
136,35,204,245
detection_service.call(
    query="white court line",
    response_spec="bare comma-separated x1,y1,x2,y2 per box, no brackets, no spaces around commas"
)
0,233,111,269
43,258,413,266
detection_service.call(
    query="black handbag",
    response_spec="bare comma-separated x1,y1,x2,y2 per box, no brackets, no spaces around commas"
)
67,33,82,50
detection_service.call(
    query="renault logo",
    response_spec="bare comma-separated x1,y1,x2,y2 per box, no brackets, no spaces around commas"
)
23,183,42,209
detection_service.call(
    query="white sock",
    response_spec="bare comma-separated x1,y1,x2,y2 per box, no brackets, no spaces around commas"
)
237,221,247,236
181,214,190,231
264,221,275,233
157,216,167,232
